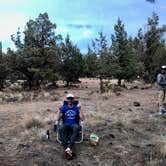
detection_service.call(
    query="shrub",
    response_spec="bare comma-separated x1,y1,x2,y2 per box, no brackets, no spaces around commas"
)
25,118,42,129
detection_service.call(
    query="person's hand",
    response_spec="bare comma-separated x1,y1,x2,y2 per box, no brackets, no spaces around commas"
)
78,102,81,110
78,105,81,109
54,120,59,132
80,121,84,126
55,120,59,125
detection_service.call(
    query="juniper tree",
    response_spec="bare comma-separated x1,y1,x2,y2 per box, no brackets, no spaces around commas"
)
11,13,62,88
143,13,166,82
111,18,142,85
60,34,83,86
83,46,98,77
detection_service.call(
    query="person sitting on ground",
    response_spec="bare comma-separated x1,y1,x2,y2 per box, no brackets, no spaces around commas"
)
157,65,166,114
55,93,84,159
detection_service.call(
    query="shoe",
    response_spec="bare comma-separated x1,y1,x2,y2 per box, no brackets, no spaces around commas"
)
65,148,73,160
159,106,165,114
159,106,164,112
162,110,166,115
159,110,166,115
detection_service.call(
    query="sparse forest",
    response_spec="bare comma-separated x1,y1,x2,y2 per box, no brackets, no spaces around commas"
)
1,1,166,165
0,11,166,90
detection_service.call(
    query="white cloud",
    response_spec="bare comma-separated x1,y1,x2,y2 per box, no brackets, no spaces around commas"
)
56,26,69,35
0,13,27,40
0,0,23,6
82,29,92,38
0,12,27,52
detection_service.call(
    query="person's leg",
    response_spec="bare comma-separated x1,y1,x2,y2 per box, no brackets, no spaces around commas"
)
68,124,80,149
59,124,69,149
163,90,166,110
158,90,165,112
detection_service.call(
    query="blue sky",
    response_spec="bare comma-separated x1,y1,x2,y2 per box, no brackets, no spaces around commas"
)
0,0,166,53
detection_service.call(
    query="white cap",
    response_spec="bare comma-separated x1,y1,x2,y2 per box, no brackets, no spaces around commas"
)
161,65,166,70
66,93,74,99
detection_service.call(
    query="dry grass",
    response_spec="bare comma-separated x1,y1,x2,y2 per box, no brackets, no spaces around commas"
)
25,118,42,129
154,135,166,157
0,78,166,166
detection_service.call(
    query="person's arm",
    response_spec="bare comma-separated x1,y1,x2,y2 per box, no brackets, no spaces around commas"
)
79,110,84,121
55,105,63,122
77,101,81,110
53,108,62,132
77,101,84,121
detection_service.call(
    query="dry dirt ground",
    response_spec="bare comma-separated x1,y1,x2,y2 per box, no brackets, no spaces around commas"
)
0,78,166,166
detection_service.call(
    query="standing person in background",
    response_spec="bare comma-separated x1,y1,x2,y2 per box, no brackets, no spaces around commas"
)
157,65,166,114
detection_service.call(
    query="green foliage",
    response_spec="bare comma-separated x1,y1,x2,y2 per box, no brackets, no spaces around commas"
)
86,32,113,93
133,29,145,63
143,13,166,83
96,32,113,77
83,46,98,77
111,18,142,85
0,11,164,91
0,48,11,90
152,45,166,80
88,32,113,78
60,34,84,86
0,61,8,90
0,41,2,58
9,13,84,88
11,12,62,89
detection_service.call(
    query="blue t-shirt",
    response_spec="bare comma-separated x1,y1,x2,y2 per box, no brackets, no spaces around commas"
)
60,105,80,125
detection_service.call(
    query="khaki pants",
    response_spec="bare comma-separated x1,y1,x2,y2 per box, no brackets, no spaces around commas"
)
158,90,166,107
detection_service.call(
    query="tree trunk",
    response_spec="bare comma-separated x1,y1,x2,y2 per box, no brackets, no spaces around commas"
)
0,41,2,61
118,78,121,86
66,81,69,87
99,76,104,93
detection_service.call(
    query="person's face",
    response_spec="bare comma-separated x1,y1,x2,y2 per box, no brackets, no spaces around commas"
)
161,69,166,73
67,97,74,105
